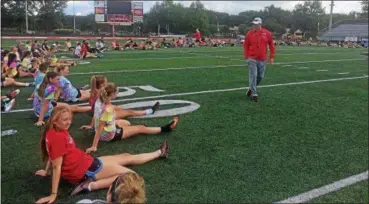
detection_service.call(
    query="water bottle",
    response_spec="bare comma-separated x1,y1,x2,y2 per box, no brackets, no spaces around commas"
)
1,129,17,137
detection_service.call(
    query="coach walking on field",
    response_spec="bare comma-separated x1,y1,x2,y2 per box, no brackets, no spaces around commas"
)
244,17,275,102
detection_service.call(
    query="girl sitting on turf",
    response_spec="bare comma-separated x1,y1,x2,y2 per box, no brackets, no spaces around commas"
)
1,74,35,88
33,71,91,126
21,51,32,70
84,83,178,154
4,53,33,78
81,76,160,131
56,65,90,102
34,106,169,203
48,46,75,67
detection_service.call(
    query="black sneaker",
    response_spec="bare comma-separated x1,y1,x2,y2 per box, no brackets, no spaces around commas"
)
251,96,258,102
246,89,252,97
151,101,160,114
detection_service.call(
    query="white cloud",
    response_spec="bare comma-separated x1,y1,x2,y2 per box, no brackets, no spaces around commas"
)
64,1,363,16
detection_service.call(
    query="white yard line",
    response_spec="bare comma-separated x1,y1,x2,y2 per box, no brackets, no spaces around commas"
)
5,75,368,114
69,58,365,75
317,69,328,72
275,171,368,203
338,72,350,75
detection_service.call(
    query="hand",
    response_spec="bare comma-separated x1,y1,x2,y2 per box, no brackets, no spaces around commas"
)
80,125,93,130
35,121,45,127
268,58,274,64
35,194,56,204
86,147,97,154
35,169,48,177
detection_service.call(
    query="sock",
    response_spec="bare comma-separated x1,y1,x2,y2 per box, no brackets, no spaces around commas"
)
160,122,173,133
87,183,92,191
25,83,30,87
145,109,153,115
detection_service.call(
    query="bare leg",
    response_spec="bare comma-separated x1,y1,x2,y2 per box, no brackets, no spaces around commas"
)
56,102,91,112
116,119,131,127
77,89,90,102
4,78,27,87
115,106,146,119
121,125,161,139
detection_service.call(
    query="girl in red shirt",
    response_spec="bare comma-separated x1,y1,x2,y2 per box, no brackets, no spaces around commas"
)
35,106,169,203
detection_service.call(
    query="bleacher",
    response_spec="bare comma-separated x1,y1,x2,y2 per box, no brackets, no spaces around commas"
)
319,19,368,42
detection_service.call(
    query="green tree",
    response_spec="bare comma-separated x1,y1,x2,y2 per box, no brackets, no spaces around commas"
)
34,0,67,32
361,0,368,18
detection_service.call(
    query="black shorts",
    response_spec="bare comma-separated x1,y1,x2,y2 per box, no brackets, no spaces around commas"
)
76,88,81,99
112,125,124,141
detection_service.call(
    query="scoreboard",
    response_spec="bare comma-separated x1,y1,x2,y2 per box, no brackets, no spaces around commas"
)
94,0,143,25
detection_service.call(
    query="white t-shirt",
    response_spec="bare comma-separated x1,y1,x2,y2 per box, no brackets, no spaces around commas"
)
74,45,81,56
96,41,104,48
76,199,106,204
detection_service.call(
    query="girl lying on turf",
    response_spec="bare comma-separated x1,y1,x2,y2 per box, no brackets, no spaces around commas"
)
34,106,169,203
47,46,76,67
4,53,33,78
33,71,91,126
56,65,90,102
76,172,146,204
84,83,178,154
81,76,160,131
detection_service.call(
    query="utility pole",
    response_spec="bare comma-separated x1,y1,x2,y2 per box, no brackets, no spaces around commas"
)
25,0,29,33
329,0,334,31
73,0,76,34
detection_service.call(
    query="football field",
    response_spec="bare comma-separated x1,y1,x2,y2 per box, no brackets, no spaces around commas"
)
1,44,368,203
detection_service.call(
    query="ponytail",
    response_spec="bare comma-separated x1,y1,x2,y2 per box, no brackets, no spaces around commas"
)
90,75,107,101
38,72,59,98
99,83,117,105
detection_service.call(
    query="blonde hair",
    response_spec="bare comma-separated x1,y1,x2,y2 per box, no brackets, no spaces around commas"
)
56,65,68,73
90,75,107,100
39,62,51,73
99,82,117,104
40,106,72,163
115,172,146,204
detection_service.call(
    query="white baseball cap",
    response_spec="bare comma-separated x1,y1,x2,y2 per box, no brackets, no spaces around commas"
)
252,17,262,25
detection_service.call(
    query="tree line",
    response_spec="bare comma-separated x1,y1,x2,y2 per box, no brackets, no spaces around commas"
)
1,0,368,38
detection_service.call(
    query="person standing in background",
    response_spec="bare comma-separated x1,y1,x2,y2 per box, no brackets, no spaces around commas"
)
243,17,275,102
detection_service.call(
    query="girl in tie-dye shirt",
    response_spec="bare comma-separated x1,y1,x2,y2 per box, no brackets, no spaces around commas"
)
33,71,91,127
56,65,90,102
85,83,179,154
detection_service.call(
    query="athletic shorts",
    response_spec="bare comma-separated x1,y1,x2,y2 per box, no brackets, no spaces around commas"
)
112,125,124,141
82,157,103,181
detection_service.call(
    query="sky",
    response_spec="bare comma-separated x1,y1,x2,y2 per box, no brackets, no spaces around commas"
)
65,1,363,16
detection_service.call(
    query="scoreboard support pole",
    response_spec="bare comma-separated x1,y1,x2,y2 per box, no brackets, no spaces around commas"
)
112,24,115,38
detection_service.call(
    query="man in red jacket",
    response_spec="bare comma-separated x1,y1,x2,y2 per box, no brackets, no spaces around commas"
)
244,17,275,102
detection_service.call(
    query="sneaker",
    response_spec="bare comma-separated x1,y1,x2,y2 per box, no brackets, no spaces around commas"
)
251,96,258,102
159,140,169,158
151,101,160,114
4,99,15,112
28,82,36,88
71,178,93,196
246,89,252,97
80,84,90,90
8,89,20,99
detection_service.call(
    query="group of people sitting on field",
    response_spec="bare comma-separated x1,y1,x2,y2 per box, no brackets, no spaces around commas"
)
1,40,181,203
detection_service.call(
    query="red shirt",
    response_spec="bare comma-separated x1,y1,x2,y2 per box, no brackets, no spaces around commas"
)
46,129,93,184
195,31,201,40
89,92,98,113
243,27,275,61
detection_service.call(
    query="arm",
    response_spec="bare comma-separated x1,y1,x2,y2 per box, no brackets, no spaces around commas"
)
35,99,50,126
243,32,250,59
35,159,52,176
268,31,276,61
35,156,63,204
86,121,104,153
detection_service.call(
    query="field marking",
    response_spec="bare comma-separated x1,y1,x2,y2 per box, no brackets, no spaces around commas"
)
317,69,328,72
338,72,350,75
69,58,365,76
275,170,368,203
83,55,212,61
297,67,310,69
5,75,368,114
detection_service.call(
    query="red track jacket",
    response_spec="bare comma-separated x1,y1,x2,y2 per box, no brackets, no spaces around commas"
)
243,27,275,61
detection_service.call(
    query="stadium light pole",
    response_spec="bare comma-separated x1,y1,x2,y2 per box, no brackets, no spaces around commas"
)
25,0,29,33
73,0,76,34
329,0,334,31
